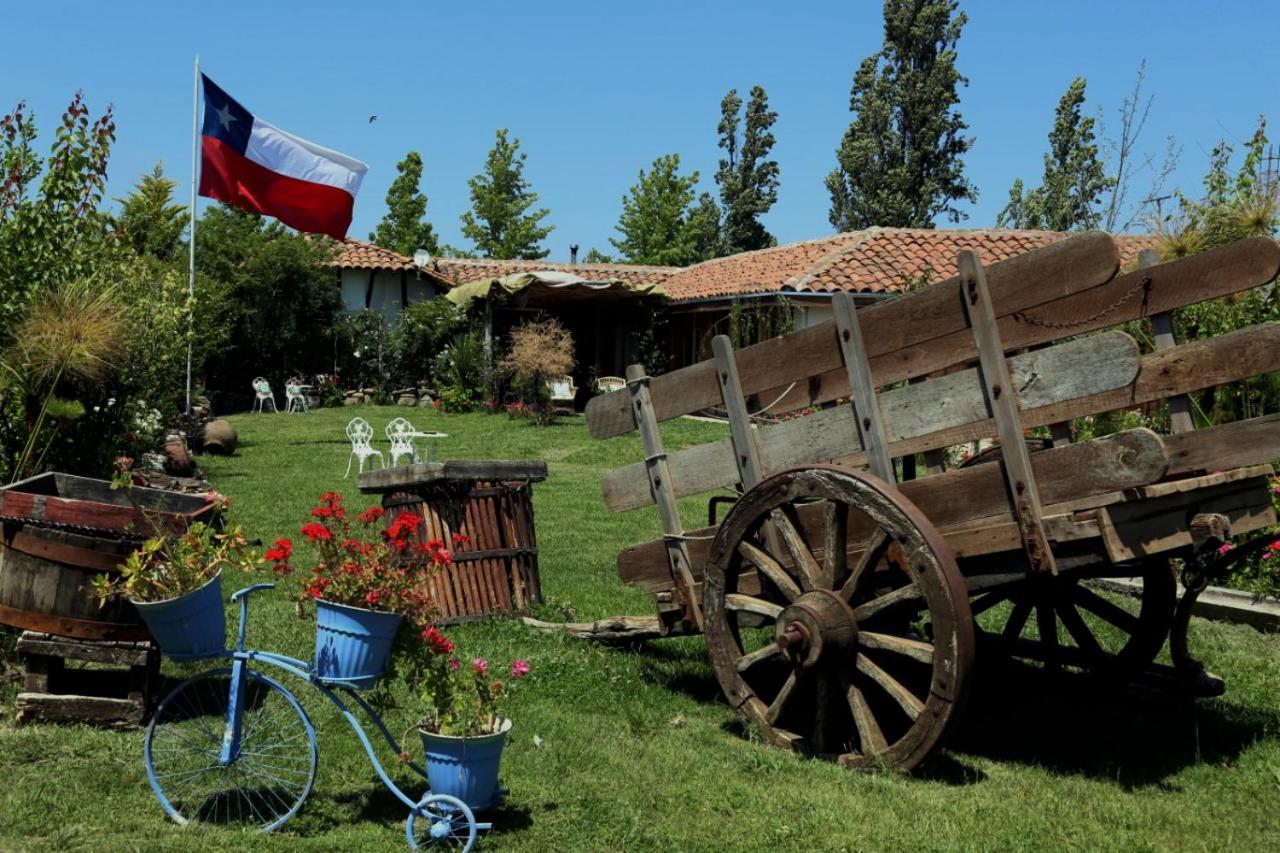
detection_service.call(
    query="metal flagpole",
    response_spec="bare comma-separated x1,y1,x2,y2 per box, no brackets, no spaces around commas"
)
186,55,199,415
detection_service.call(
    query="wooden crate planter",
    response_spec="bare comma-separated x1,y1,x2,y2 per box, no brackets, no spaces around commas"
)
359,460,547,623
15,632,160,730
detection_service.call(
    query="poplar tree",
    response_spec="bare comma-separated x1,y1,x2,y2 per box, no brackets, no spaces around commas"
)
997,77,1114,231
716,85,779,252
826,0,976,230
459,129,553,260
369,151,438,255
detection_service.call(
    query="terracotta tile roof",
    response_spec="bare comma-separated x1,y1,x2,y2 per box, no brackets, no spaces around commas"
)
661,228,1162,303
330,239,420,272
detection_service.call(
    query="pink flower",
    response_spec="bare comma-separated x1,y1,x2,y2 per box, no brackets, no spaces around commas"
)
1263,552,1273,561
1218,543,1233,555
449,657,461,671
510,660,530,679
472,658,488,674
1269,540,1280,552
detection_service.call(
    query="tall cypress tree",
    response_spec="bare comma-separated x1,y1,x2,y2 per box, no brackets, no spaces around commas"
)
716,85,780,253
826,0,976,231
997,78,1114,231
370,151,439,255
459,129,553,260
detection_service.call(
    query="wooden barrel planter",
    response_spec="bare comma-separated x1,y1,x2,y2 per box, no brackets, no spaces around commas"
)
359,460,547,624
0,473,218,642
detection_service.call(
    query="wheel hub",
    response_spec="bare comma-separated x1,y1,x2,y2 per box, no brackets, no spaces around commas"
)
775,589,858,668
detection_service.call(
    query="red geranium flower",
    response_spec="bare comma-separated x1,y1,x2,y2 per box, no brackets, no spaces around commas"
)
301,522,332,542
357,506,386,524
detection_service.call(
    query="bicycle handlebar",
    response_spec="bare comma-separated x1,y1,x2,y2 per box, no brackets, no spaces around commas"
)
230,583,276,603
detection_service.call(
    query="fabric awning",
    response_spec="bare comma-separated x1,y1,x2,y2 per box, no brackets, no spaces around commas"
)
444,271,666,309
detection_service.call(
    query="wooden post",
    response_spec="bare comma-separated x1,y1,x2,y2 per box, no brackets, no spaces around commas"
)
831,293,895,484
712,335,822,587
1142,248,1195,434
957,250,1057,575
626,364,703,631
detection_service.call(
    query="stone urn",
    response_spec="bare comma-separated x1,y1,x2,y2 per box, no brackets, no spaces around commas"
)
202,418,238,455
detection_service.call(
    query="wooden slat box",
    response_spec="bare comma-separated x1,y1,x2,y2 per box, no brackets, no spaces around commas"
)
359,461,548,624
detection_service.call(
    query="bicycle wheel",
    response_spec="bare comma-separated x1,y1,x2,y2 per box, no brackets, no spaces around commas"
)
144,667,318,831
406,794,478,851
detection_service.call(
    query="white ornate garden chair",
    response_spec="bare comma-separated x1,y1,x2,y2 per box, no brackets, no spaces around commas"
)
285,378,309,414
345,417,384,477
251,377,278,413
547,374,577,410
385,417,419,467
594,376,626,394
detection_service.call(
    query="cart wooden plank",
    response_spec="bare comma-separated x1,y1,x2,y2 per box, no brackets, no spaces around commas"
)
1164,413,1280,475
603,330,1140,512
616,428,1167,592
827,321,1280,473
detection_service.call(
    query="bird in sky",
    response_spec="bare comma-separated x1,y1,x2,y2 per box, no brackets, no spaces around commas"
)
368,115,378,123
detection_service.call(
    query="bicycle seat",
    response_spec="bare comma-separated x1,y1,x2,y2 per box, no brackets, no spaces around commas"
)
231,583,276,603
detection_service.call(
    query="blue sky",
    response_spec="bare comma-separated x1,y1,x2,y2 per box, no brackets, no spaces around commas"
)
3,1,1278,261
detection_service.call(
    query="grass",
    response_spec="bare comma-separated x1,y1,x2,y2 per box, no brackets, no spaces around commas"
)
2,405,1279,851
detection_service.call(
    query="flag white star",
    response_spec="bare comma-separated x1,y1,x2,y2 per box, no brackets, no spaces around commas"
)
214,102,237,131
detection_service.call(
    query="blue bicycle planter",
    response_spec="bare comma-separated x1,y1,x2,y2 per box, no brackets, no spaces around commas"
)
141,583,499,850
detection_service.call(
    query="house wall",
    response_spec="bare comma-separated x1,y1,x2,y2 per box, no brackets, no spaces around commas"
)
339,268,436,320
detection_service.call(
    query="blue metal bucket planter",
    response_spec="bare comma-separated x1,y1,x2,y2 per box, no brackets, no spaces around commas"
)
313,599,402,689
132,571,226,661
419,718,511,812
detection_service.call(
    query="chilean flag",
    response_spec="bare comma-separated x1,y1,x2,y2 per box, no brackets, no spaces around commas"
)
199,75,367,239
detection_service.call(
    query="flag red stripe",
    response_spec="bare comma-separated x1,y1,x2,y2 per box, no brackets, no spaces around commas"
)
200,135,354,239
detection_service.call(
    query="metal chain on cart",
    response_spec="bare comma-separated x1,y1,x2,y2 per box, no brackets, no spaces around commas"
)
1011,275,1152,331
0,513,144,542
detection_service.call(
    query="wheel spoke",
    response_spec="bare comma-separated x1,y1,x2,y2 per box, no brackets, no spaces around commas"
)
852,582,922,622
1003,599,1033,641
736,643,783,673
812,673,829,755
822,500,847,589
725,593,783,621
770,507,823,591
840,528,888,601
1055,599,1105,660
738,540,801,602
765,671,800,725
860,631,934,664
857,654,924,720
1072,586,1140,635
844,676,888,754
1036,603,1060,672
969,589,1010,616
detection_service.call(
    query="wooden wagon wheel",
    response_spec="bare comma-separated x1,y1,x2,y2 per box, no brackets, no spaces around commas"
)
970,559,1176,676
703,465,975,772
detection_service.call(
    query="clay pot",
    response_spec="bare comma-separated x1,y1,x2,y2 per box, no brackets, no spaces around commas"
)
202,418,238,455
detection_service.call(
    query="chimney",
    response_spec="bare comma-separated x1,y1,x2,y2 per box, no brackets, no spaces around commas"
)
570,243,579,264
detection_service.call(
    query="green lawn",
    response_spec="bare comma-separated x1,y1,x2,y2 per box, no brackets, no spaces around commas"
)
3,406,1280,851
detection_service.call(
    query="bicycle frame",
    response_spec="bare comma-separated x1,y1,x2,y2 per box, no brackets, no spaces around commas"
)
211,584,434,815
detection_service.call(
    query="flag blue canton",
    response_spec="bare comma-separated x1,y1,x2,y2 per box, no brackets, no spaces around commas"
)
201,74,252,154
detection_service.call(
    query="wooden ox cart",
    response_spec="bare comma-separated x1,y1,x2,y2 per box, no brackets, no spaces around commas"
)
578,233,1280,772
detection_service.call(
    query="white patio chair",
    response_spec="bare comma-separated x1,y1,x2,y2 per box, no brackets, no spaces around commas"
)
547,374,577,410
594,376,626,394
251,377,278,413
345,417,384,477
385,417,419,467
285,378,309,414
